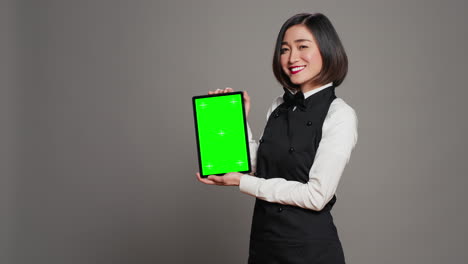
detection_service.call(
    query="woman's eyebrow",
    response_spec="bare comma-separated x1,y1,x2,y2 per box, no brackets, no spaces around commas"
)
281,39,313,45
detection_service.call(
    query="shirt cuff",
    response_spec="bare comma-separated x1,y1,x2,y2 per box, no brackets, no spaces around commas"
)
239,174,261,197
246,122,254,141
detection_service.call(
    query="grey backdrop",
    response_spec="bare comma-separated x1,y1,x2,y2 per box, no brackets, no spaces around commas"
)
3,0,468,263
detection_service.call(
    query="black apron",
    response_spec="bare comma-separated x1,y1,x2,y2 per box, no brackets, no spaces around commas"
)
248,86,345,264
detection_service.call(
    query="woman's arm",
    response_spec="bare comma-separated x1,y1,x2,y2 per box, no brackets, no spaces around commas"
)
246,96,282,175
246,122,258,175
239,100,358,211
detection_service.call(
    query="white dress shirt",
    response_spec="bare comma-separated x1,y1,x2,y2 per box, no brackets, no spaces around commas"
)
240,82,358,211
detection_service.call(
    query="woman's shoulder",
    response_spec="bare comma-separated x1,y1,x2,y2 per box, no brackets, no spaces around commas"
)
329,97,356,114
325,97,358,131
266,93,358,124
265,94,284,117
272,93,284,107
323,97,359,154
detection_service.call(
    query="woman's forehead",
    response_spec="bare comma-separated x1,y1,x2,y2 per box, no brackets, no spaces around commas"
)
282,25,314,44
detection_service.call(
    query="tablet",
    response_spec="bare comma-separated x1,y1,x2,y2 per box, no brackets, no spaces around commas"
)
192,91,251,178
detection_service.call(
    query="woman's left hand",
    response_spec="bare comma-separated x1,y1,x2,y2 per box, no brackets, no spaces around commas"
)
196,172,243,186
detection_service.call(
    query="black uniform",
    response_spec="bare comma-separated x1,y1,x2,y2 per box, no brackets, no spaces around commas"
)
248,85,345,264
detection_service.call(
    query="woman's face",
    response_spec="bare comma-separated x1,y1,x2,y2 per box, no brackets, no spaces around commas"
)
280,24,323,91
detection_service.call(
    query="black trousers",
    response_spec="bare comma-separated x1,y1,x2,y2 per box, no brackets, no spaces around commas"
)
247,239,345,264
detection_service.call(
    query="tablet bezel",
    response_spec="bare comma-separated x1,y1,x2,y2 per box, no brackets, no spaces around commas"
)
192,91,251,178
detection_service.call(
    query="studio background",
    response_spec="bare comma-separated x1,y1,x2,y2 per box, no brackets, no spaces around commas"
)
2,0,467,263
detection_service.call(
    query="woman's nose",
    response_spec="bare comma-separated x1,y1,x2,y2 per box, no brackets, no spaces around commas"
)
288,49,300,64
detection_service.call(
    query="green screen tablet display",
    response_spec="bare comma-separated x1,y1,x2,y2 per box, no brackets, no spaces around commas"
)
192,92,251,177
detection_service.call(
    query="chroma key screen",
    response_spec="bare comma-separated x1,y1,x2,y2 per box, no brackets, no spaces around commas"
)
192,92,251,177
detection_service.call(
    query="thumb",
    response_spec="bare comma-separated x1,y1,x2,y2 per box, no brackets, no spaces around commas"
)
243,90,250,101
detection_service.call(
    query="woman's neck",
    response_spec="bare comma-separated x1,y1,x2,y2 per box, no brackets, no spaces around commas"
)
300,82,323,94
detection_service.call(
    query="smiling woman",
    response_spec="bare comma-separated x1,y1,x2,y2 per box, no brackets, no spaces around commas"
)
272,13,348,93
279,25,324,92
196,13,356,264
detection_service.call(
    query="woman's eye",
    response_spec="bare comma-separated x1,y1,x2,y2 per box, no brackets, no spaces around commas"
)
299,45,308,49
280,48,289,54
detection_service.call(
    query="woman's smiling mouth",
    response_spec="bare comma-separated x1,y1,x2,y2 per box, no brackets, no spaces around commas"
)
289,65,306,74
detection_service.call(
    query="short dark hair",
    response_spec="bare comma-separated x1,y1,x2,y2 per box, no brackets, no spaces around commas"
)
272,13,348,90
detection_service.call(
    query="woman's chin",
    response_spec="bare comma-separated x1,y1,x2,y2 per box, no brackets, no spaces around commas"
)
289,78,304,86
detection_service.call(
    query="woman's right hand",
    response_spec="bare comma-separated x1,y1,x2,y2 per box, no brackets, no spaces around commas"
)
208,87,251,119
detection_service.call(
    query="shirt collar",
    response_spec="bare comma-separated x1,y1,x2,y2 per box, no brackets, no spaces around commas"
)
285,82,334,99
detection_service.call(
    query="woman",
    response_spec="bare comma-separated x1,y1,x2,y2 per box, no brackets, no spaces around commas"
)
196,13,357,264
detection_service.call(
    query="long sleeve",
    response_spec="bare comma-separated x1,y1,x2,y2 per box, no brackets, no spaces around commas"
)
239,99,358,211
245,96,283,175
246,122,258,174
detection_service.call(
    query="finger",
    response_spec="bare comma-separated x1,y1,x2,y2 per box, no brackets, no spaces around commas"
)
243,91,250,103
225,87,234,93
207,175,225,184
208,91,213,95
215,89,222,94
196,172,216,185
200,178,217,185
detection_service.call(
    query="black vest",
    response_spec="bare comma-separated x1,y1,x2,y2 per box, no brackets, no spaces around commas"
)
248,86,345,263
